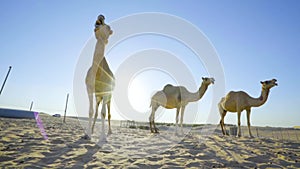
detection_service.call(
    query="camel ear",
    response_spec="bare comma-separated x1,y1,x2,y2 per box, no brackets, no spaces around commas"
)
202,77,204,80
260,81,264,84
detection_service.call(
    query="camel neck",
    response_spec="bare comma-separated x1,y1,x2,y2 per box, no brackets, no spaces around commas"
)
251,88,270,107
91,41,106,70
189,82,208,102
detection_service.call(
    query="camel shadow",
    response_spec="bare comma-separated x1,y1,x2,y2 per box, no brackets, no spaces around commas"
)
35,136,106,168
175,134,258,168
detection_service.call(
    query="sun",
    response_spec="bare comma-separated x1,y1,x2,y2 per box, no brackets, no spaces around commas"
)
128,78,150,113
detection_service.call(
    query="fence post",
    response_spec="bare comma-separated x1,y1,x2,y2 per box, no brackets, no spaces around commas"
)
0,66,12,95
63,93,69,123
30,101,34,111
286,130,290,141
280,128,284,141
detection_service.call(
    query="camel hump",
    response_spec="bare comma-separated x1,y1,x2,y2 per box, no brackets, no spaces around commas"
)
226,91,240,97
163,84,177,94
163,84,173,89
226,91,249,99
162,84,181,102
163,84,175,91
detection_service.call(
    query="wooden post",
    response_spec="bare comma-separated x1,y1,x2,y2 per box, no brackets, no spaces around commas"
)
280,128,284,141
256,128,259,137
63,93,69,123
287,130,290,141
0,66,12,95
30,101,33,111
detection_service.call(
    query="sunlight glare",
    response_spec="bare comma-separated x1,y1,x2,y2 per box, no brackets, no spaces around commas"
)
128,78,150,113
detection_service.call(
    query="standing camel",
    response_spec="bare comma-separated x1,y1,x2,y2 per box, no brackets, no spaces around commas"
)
149,77,215,133
218,79,278,137
85,18,114,141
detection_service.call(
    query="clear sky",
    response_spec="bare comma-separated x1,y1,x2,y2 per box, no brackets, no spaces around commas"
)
0,0,299,127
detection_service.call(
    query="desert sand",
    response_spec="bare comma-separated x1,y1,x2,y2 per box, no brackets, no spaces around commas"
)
0,113,299,168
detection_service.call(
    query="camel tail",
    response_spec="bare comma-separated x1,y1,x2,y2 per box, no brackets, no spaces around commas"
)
218,97,226,116
150,99,153,108
149,92,157,108
150,91,162,108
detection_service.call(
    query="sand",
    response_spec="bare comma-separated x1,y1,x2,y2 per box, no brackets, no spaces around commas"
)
0,114,299,168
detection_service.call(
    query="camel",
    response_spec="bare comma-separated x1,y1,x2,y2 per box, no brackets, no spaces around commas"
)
149,77,215,133
218,79,278,137
85,23,114,141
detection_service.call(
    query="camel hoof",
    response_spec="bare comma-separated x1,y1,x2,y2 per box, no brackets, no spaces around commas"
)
97,136,107,146
220,135,226,138
150,130,159,134
82,134,91,140
107,131,112,135
97,139,107,147
222,132,229,136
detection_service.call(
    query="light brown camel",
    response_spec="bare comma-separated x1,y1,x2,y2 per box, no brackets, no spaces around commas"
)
85,23,114,141
218,79,278,137
149,77,215,133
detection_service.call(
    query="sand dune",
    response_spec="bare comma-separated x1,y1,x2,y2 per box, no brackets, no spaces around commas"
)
0,114,299,168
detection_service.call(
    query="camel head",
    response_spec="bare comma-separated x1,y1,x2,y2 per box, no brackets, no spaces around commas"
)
106,25,113,36
97,24,113,44
103,25,113,42
202,77,215,86
260,79,278,90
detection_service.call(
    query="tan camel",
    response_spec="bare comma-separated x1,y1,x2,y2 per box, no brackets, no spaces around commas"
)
85,23,114,141
149,77,215,133
218,79,278,137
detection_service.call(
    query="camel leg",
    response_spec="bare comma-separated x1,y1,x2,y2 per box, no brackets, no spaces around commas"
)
218,103,227,135
237,111,242,137
180,106,186,134
220,111,228,135
99,100,107,143
86,67,97,137
149,111,154,133
92,98,101,134
246,109,253,138
149,103,159,133
149,114,153,133
219,118,224,135
175,108,180,134
153,118,159,133
152,106,159,133
107,99,112,135
87,85,94,137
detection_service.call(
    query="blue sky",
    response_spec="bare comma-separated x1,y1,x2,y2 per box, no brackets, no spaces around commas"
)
0,1,299,127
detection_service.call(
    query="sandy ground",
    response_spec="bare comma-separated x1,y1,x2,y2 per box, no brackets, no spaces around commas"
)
0,114,299,168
